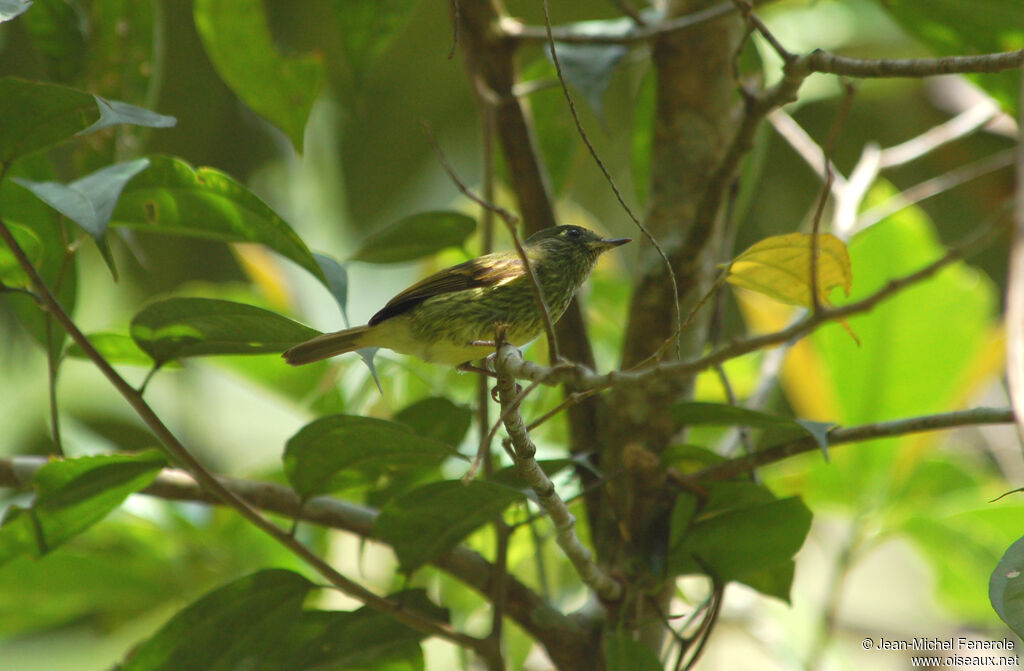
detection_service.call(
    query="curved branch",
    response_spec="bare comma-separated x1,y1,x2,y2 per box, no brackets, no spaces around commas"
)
0,212,482,653
0,455,578,651
806,48,1024,78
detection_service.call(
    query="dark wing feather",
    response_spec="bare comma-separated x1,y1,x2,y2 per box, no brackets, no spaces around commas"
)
368,254,524,325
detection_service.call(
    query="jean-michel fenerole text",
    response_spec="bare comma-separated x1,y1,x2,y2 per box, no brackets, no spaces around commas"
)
875,637,1015,651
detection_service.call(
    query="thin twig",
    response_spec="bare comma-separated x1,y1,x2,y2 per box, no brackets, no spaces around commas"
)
541,0,683,359
805,48,1024,78
0,209,485,653
676,406,1014,486
422,122,561,363
448,0,460,60
493,334,623,602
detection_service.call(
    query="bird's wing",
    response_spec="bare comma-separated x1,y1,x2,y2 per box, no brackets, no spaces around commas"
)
368,254,525,325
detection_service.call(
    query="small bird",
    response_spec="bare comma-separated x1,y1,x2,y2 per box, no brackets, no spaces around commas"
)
283,225,630,367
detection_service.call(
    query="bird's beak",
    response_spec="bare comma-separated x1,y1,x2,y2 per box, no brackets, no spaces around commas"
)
592,237,631,251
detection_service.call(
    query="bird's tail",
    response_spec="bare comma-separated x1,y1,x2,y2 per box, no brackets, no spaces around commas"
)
283,325,373,366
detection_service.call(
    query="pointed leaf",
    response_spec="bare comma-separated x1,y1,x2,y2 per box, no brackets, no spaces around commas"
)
119,569,315,671
394,397,472,447
111,155,326,284
313,252,350,325
352,211,476,264
194,0,322,153
0,0,32,23
990,535,1024,637
604,633,663,671
374,480,524,572
0,451,166,564
82,96,177,135
727,232,852,308
283,414,459,499
256,592,441,671
548,18,632,119
669,493,812,589
130,297,319,365
0,77,99,163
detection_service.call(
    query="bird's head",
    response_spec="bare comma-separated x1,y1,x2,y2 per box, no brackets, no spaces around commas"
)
523,226,631,267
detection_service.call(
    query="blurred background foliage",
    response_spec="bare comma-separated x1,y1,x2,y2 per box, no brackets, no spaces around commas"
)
0,0,1020,669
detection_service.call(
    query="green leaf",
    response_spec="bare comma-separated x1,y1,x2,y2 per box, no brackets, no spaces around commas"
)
548,18,632,119
603,633,663,671
130,297,319,366
256,594,440,671
742,560,797,603
118,569,315,671
19,0,86,82
313,252,350,325
374,480,524,572
0,221,42,285
991,535,1024,636
0,451,166,565
0,77,99,164
352,211,476,264
520,58,578,195
672,401,834,457
0,0,32,23
669,492,812,588
394,397,472,447
333,0,417,73
193,0,323,153
14,158,151,280
110,155,326,284
283,414,459,500
84,96,177,135
66,332,171,368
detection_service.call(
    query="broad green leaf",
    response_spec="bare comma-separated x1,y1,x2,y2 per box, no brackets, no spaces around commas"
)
14,158,151,279
742,560,797,603
130,297,319,365
604,633,663,671
20,0,86,82
0,0,32,23
313,252,350,325
111,155,326,283
0,221,42,285
283,414,458,500
374,480,524,572
256,592,442,671
520,57,578,195
66,332,170,368
0,451,166,564
193,0,322,153
991,535,1024,637
797,191,997,506
548,18,632,119
669,493,812,588
351,211,476,264
672,401,834,456
0,77,99,164
118,569,315,671
394,397,472,447
84,96,176,135
878,0,1022,111
333,0,416,73
727,232,852,309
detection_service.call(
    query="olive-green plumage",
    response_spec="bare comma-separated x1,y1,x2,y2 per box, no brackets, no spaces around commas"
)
283,225,630,367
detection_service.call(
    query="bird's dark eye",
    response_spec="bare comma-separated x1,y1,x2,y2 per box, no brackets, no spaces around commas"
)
565,228,582,239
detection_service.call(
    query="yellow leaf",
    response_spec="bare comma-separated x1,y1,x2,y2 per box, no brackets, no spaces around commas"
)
726,232,852,309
